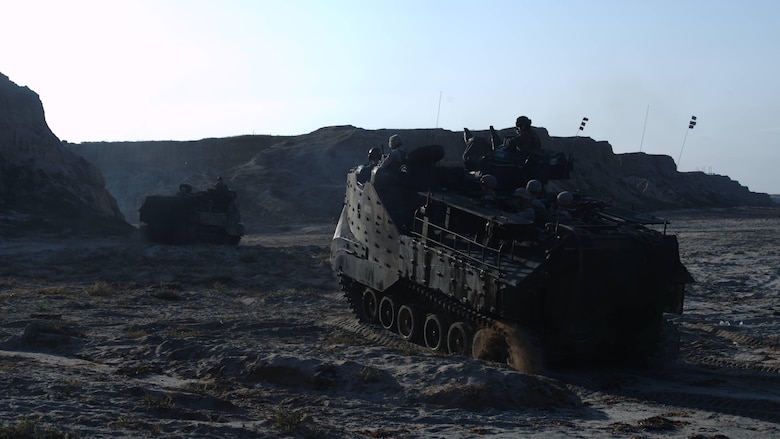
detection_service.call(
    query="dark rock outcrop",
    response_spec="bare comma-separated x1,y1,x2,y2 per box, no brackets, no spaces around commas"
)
0,73,129,235
540,134,772,210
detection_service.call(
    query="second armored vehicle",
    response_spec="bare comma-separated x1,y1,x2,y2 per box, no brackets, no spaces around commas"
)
138,179,245,245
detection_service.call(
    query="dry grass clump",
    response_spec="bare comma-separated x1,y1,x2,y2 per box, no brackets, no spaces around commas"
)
149,283,182,301
32,320,86,339
166,326,201,339
322,332,364,349
86,281,112,296
275,287,318,300
270,408,328,437
0,359,14,373
0,277,19,288
0,417,78,439
141,392,174,409
314,251,332,267
6,281,135,298
34,286,71,296
125,329,148,339
357,366,382,383
271,408,304,433
182,382,221,398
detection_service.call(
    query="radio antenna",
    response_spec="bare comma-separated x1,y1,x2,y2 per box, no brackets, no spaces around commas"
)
639,104,649,152
435,91,443,128
677,115,697,167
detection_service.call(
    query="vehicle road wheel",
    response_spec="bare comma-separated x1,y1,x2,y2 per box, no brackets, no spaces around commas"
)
447,322,473,356
361,290,379,323
423,314,447,351
397,304,421,341
378,296,396,330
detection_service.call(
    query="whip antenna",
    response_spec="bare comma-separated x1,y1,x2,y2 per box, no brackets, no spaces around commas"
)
570,116,588,148
639,104,649,152
677,115,697,168
435,91,443,128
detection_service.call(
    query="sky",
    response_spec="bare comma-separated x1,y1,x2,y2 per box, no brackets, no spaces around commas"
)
2,0,780,193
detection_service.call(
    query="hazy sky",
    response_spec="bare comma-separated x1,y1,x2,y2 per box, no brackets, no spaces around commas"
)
3,0,779,193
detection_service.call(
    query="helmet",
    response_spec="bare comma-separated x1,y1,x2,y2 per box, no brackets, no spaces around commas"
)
480,174,497,189
515,116,532,129
513,187,531,201
526,179,543,194
388,134,404,150
368,147,382,162
557,191,574,207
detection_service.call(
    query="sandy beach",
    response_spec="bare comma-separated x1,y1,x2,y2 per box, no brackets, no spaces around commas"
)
1,207,779,438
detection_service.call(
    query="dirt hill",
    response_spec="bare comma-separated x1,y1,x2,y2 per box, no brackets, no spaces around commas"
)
69,126,771,232
0,70,770,235
0,73,129,236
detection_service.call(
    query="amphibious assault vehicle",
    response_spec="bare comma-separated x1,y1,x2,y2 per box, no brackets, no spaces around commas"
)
139,180,245,245
331,129,693,368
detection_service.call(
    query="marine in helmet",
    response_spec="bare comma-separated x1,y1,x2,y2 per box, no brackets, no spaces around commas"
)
368,146,382,163
512,187,535,221
525,179,548,221
357,146,383,183
526,178,543,196
378,134,407,172
554,190,574,219
505,116,542,153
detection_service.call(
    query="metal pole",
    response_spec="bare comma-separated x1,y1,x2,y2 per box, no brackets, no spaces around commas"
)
677,128,689,168
677,115,697,168
571,117,588,148
639,104,649,152
435,91,442,128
